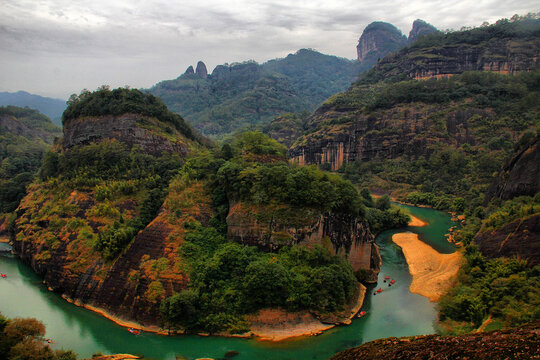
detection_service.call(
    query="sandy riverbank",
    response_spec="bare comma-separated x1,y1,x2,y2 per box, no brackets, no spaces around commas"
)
408,215,427,227
248,284,366,341
392,233,462,302
61,296,167,335
0,236,9,243
62,284,367,342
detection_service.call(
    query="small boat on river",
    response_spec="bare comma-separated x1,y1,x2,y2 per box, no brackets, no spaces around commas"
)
128,328,141,335
357,310,367,318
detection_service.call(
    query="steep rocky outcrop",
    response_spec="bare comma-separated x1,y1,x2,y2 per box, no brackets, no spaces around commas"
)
408,19,438,44
62,114,190,157
377,38,540,81
366,18,540,81
331,322,540,360
290,105,487,171
195,61,208,78
475,214,540,266
226,202,379,277
289,20,540,171
485,137,540,203
184,65,195,74
356,22,407,63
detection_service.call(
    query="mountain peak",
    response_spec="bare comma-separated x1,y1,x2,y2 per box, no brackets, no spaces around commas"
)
184,65,195,75
408,19,438,44
196,61,208,78
356,21,407,63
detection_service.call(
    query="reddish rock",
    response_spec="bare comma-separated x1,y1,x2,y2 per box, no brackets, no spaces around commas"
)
475,214,540,266
331,322,540,360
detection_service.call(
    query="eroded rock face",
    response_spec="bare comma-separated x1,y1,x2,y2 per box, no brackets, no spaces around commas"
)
357,22,407,63
290,106,488,171
475,214,540,266
485,137,540,203
373,37,540,80
226,202,377,274
184,65,195,75
62,114,189,156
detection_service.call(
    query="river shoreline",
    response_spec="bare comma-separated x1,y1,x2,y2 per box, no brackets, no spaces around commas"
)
61,283,367,342
391,233,462,302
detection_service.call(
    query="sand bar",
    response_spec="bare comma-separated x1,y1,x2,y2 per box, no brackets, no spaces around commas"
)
408,215,427,227
0,236,9,243
392,232,462,302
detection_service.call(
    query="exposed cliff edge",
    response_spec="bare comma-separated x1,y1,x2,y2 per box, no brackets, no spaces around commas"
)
226,202,379,277
364,18,540,82
485,136,540,203
330,322,540,360
475,214,540,266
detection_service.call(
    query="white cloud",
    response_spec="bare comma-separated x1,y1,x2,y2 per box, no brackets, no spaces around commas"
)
0,0,538,98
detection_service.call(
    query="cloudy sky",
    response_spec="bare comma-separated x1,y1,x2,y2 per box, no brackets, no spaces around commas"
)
1,0,538,99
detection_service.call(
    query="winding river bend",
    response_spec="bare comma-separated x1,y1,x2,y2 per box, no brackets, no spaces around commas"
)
0,204,457,360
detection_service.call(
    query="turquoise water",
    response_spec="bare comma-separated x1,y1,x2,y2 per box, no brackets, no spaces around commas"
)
0,205,457,360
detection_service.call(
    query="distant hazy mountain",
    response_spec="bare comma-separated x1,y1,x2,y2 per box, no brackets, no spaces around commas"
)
0,91,66,126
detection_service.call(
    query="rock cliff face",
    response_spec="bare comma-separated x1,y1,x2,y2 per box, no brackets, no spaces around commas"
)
475,214,540,266
356,22,407,63
290,105,486,171
184,65,195,75
485,137,540,203
62,114,189,157
226,202,379,277
408,19,438,44
371,36,540,81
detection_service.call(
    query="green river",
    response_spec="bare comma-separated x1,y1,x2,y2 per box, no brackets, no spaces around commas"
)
0,204,457,360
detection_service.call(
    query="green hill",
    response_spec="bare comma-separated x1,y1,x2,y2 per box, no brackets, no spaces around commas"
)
148,49,363,137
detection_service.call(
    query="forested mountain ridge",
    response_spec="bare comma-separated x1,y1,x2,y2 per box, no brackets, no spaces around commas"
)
0,91,66,126
148,50,360,136
286,17,540,216
148,19,436,137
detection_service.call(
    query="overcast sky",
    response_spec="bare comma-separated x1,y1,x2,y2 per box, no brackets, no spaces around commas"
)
1,0,538,99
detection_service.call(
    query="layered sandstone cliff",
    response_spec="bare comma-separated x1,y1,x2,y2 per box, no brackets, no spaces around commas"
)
62,114,190,156
226,202,380,279
290,105,487,171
